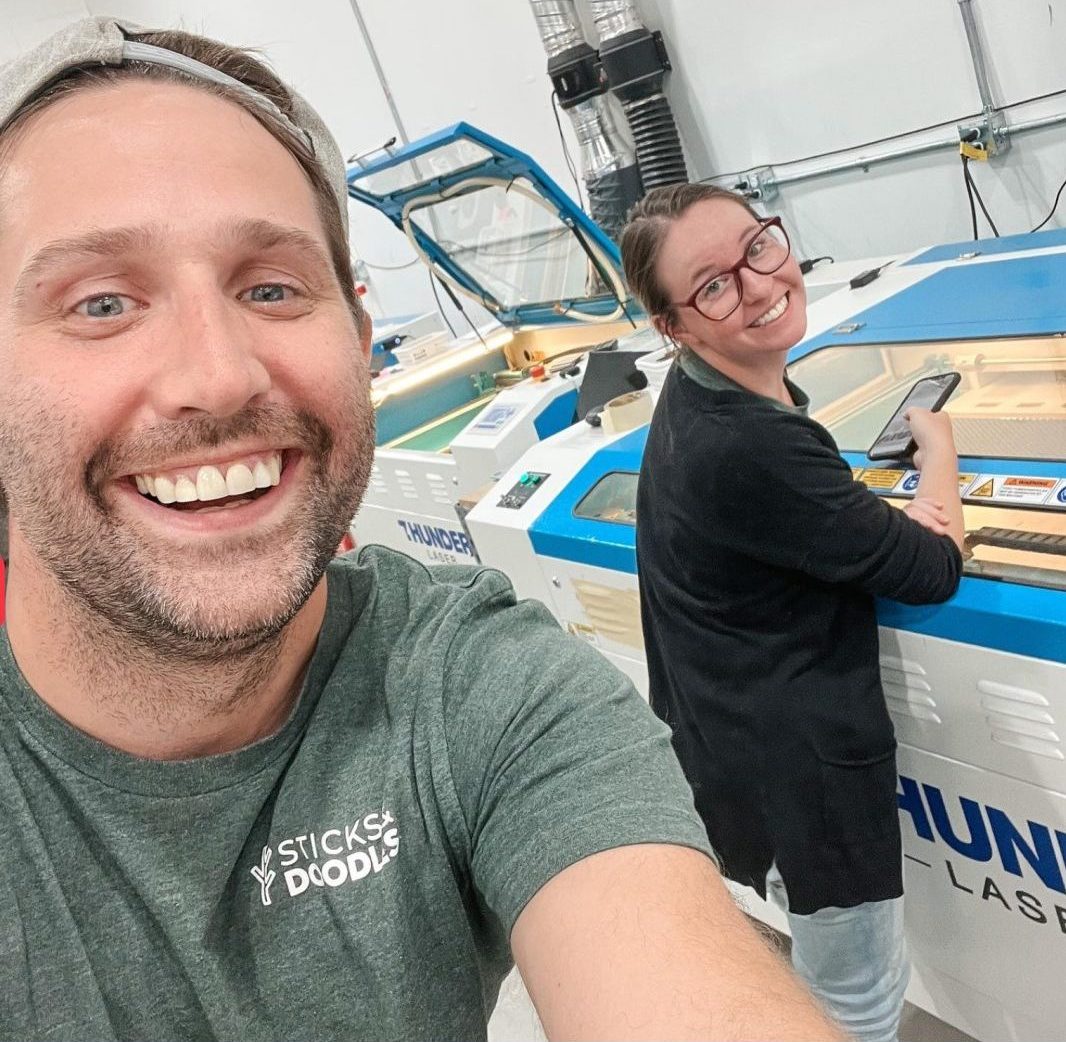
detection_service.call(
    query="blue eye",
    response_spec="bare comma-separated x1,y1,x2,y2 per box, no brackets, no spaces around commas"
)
698,275,730,300
245,284,293,303
77,294,132,318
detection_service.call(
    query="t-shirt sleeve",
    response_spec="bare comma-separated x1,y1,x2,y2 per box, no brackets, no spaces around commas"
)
703,411,962,604
439,570,713,934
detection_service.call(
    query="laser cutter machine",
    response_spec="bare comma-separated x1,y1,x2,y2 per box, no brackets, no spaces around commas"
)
345,124,653,565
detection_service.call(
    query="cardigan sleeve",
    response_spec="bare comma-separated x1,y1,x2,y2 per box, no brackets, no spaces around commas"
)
697,409,963,604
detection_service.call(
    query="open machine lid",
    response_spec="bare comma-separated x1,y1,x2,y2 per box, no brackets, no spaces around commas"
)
347,123,636,328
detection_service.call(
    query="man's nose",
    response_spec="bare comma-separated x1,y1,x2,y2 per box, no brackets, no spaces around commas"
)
149,291,271,420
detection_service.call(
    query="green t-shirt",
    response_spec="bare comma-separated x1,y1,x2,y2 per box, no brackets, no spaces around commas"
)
0,547,711,1042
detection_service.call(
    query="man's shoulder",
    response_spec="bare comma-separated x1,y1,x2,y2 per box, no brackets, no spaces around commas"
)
325,545,521,655
333,543,512,602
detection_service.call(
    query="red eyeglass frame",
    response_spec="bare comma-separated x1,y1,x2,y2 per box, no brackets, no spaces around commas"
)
671,216,790,322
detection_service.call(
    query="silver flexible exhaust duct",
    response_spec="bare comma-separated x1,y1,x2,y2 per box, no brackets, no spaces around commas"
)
528,0,643,241
587,0,689,190
530,0,585,55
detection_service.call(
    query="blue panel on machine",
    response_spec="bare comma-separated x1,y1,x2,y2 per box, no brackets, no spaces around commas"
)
792,251,1066,362
839,452,1066,479
533,388,579,440
531,433,1065,663
528,426,646,574
877,579,1066,665
903,227,1066,266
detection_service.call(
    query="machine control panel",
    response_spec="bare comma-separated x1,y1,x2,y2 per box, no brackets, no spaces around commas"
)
498,471,550,509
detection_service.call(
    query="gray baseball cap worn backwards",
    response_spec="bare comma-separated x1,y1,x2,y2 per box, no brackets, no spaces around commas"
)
0,16,349,232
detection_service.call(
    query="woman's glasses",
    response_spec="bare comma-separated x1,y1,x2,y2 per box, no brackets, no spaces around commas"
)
673,217,791,322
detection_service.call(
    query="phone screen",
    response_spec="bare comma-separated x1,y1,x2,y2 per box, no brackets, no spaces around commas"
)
869,373,959,458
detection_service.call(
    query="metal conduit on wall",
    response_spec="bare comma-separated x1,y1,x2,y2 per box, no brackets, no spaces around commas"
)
528,0,643,242
587,0,689,190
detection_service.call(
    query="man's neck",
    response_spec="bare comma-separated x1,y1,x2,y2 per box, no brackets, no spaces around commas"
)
689,345,792,405
4,551,327,761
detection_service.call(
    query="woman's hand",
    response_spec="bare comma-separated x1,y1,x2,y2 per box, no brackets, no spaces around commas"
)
906,407,955,471
902,497,952,536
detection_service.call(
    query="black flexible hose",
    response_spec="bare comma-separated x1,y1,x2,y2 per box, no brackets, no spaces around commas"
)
623,93,688,189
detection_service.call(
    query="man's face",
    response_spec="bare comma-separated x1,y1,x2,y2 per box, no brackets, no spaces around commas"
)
0,81,374,656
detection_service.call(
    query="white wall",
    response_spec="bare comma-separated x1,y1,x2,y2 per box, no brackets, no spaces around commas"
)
643,0,1066,261
8,1,1066,317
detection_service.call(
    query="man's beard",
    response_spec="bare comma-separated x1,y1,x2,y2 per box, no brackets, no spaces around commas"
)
0,390,375,662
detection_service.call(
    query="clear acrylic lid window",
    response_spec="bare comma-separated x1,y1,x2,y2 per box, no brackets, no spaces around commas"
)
357,139,494,197
791,336,1066,461
574,471,640,526
409,179,600,310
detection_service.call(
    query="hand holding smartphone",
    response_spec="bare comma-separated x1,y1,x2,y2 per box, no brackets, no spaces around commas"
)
867,372,961,461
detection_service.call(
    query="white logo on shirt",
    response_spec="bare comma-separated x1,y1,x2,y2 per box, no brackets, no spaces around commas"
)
251,846,276,906
252,809,400,907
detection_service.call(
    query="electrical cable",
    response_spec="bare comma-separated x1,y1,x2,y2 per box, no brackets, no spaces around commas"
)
434,273,489,347
699,85,1066,185
799,256,835,275
963,156,1000,237
428,270,457,338
551,90,586,210
1031,174,1066,232
962,157,980,240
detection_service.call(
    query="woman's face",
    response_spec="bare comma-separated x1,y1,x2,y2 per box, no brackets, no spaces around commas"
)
654,197,807,367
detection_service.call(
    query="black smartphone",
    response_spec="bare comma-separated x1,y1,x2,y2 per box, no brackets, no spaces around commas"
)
867,371,961,460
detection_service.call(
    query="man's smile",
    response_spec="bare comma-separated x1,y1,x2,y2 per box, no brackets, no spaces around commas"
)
115,448,306,531
131,448,284,507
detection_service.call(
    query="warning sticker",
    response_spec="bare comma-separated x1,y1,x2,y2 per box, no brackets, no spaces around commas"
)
996,476,1057,506
969,478,995,499
893,471,978,497
861,469,906,491
895,470,921,494
1054,480,1066,509
851,467,865,481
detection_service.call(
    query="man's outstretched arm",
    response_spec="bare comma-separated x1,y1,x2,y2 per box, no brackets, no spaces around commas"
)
512,843,844,1041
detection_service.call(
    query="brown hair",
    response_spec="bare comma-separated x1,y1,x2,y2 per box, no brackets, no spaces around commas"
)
0,28,364,329
620,183,759,334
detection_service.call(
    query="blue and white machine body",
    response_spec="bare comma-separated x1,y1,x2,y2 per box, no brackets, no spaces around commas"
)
345,124,648,565
467,231,1066,1041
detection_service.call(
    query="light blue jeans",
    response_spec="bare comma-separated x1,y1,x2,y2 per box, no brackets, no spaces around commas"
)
766,865,909,1042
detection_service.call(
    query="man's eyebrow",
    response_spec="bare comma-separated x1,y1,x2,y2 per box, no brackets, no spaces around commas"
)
221,218,335,274
13,225,158,303
13,219,334,304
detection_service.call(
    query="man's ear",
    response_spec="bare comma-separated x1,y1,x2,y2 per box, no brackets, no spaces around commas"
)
356,305,373,362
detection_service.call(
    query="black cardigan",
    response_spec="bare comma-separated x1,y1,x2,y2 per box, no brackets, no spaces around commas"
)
637,363,962,913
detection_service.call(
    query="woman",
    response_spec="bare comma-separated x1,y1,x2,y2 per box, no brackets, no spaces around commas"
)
620,184,963,1042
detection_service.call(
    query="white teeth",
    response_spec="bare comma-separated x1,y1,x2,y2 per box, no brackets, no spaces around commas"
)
225,463,256,496
135,451,283,504
174,476,198,503
196,465,228,502
154,476,176,504
253,461,273,489
753,295,788,327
